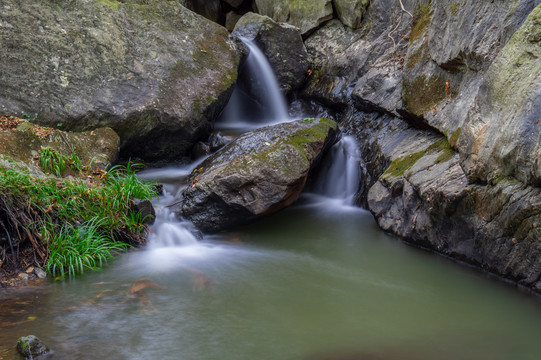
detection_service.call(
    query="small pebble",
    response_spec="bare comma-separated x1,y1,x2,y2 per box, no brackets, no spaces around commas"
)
34,268,47,279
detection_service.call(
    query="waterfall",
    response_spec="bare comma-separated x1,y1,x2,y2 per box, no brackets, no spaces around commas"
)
310,136,362,205
218,37,289,128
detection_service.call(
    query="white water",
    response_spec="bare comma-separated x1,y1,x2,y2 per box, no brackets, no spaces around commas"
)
310,135,362,205
218,37,289,129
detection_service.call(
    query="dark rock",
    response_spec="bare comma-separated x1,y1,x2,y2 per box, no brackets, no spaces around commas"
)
179,118,339,232
185,0,222,23
130,199,156,226
17,335,49,359
0,0,239,162
192,141,211,159
233,12,310,95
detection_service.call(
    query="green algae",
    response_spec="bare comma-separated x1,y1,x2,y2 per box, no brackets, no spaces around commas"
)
383,137,456,179
410,3,431,44
448,127,461,148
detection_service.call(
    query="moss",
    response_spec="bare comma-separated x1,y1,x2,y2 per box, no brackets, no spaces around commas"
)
450,2,460,16
405,41,426,68
383,137,456,178
383,150,426,178
402,74,448,116
97,0,120,10
448,127,461,147
410,4,431,44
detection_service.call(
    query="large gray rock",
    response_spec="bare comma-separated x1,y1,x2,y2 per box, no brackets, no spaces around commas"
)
254,0,333,35
0,0,239,161
179,118,339,232
460,4,541,186
233,12,310,94
401,0,538,134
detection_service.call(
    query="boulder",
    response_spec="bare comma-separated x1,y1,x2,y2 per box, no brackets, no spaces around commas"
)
334,0,370,29
0,118,119,170
17,335,49,359
460,4,541,186
179,118,339,232
0,0,239,161
233,12,310,94
254,0,333,35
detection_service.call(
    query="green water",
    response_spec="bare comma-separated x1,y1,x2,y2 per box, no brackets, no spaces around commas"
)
2,193,541,359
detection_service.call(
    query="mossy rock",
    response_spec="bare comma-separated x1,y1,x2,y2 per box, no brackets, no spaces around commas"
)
0,119,119,170
179,118,339,232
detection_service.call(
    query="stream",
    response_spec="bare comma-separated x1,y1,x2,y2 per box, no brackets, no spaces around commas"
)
2,37,541,360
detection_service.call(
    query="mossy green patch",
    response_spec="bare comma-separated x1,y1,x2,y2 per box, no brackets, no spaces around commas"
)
383,137,456,179
402,74,448,116
448,127,461,147
410,3,431,44
97,0,120,10
405,41,427,68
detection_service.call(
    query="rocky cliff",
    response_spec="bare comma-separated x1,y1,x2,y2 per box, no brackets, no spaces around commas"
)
294,0,541,293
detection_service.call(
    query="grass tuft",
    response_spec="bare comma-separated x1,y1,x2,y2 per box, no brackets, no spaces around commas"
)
0,157,158,279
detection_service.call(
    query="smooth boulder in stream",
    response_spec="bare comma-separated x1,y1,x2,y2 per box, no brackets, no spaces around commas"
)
179,118,339,232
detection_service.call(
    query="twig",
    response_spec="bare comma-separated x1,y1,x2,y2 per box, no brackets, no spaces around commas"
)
0,220,15,263
399,0,413,18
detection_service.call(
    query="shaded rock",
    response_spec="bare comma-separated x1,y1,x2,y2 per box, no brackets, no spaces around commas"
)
223,0,246,9
233,12,310,94
254,0,333,35
130,199,156,226
334,0,370,29
179,118,339,232
0,0,239,161
460,4,541,186
0,119,119,170
185,0,222,23
17,335,49,359
225,11,243,32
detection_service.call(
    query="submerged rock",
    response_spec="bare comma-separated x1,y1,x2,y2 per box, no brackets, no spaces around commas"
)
16,335,49,359
179,118,339,232
0,0,239,161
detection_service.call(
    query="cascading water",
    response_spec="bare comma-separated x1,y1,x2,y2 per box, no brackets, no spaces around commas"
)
217,37,289,128
310,135,362,206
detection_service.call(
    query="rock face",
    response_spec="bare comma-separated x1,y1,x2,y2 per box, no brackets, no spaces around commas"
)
0,0,239,161
460,5,541,186
299,0,541,293
233,12,310,94
179,118,339,232
254,0,333,35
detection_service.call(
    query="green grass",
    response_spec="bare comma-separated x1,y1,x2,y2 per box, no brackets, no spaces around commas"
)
0,157,158,279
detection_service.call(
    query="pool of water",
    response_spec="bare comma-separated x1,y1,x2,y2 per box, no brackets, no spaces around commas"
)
2,190,541,360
